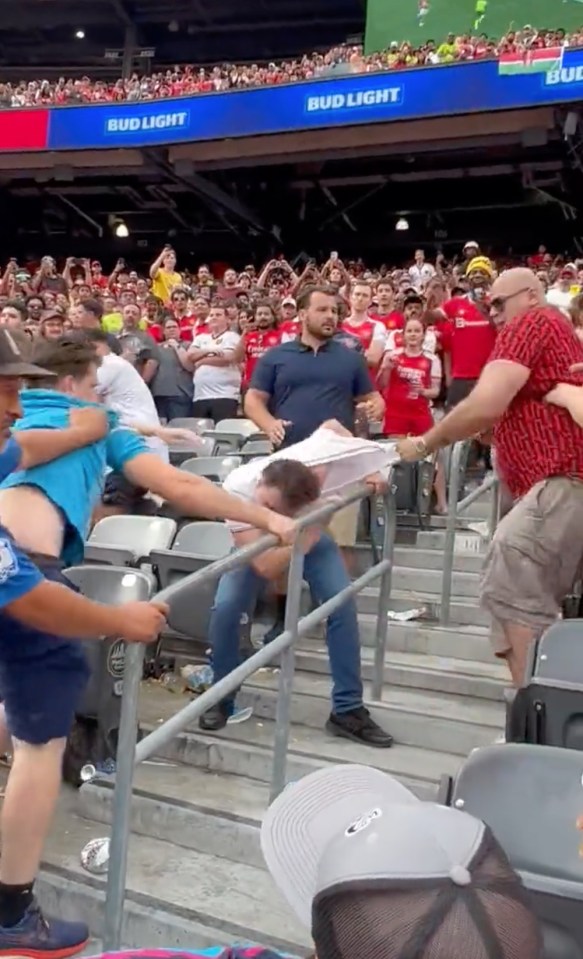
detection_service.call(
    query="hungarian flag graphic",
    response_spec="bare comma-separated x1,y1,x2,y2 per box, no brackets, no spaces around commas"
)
498,46,563,75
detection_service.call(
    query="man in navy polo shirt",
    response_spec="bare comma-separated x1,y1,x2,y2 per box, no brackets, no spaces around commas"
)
244,285,383,448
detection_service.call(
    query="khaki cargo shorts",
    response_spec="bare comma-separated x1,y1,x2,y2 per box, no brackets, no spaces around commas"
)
481,476,583,657
327,502,360,548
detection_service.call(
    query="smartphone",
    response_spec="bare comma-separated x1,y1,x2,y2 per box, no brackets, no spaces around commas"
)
330,251,339,260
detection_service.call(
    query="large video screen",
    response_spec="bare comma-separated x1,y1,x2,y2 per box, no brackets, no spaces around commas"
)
365,0,583,52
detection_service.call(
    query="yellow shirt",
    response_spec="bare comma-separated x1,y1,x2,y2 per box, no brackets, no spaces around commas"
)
152,269,182,304
102,312,123,334
102,312,147,333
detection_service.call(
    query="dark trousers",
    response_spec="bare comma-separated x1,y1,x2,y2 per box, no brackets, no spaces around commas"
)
154,395,193,422
192,398,239,423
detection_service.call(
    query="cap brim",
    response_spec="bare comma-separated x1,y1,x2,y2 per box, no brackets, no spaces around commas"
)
260,764,418,928
0,362,55,378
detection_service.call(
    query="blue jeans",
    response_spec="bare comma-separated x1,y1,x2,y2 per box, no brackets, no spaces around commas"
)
207,532,363,715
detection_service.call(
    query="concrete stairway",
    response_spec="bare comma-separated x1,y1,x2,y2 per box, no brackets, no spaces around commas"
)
37,504,505,953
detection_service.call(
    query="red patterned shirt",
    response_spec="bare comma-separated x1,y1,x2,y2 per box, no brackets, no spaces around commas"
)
491,306,583,498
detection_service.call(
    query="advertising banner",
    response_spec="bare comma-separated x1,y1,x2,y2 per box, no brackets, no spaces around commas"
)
45,48,583,151
1,50,583,153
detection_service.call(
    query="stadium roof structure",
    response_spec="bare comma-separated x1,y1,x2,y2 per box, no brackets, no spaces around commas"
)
0,0,365,76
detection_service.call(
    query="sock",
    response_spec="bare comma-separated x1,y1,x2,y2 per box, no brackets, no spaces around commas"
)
275,594,287,624
0,881,34,928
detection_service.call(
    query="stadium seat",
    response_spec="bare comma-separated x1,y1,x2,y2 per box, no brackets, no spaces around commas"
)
240,439,272,458
84,515,177,567
447,743,583,959
168,417,214,433
506,620,583,750
180,455,242,481
151,521,234,639
172,521,235,559
63,565,154,786
215,418,258,437
168,434,216,466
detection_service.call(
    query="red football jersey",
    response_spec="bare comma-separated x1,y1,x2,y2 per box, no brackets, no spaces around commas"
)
440,297,497,379
383,350,436,416
341,319,377,351
279,319,301,343
369,310,404,331
242,328,282,385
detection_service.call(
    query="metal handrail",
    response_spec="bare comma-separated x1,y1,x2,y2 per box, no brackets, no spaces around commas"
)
102,481,397,950
440,441,500,625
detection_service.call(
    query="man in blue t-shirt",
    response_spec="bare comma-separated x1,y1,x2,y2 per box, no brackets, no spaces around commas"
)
0,334,297,958
0,328,169,957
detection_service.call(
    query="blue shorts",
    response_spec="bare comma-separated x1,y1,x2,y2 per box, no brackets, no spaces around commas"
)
0,555,90,745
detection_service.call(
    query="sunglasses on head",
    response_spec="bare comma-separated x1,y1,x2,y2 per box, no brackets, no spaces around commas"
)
489,287,531,311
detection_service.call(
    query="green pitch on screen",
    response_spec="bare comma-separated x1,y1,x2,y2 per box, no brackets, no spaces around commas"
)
365,0,583,52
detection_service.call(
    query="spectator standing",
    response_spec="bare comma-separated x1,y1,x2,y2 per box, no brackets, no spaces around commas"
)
245,285,383,449
149,246,182,305
341,281,386,369
38,310,65,342
380,316,442,438
235,300,281,390
369,280,403,330
30,256,68,297
69,298,121,354
546,266,577,314
186,302,241,421
408,249,436,290
397,268,583,687
170,287,197,341
150,317,194,421
0,302,26,330
440,257,497,407
117,303,160,384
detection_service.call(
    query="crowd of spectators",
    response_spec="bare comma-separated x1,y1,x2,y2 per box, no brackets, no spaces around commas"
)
0,242,581,435
0,24,578,108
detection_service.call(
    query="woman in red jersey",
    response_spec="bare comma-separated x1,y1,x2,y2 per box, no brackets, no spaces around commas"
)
380,316,447,513
380,317,442,437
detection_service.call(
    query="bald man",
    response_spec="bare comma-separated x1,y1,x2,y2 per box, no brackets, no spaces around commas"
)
396,267,583,687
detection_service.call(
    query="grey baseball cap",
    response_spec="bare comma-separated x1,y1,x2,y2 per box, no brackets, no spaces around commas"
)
261,765,543,959
0,327,54,378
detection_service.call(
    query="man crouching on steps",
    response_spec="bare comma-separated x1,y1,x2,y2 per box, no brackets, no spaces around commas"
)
199,419,397,747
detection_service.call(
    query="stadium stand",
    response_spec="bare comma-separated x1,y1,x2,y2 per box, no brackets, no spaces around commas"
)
0,26,581,106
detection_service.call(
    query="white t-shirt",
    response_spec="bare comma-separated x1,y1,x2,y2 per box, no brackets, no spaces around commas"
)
189,330,241,401
546,287,574,314
223,426,399,531
408,262,436,290
96,353,168,462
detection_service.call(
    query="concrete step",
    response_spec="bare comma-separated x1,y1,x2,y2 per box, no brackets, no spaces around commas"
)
417,529,488,552
137,684,466,788
139,671,503,758
78,731,463,867
39,790,309,953
356,586,490,627
390,566,480,599
393,546,483,573
294,642,506,701
354,616,495,664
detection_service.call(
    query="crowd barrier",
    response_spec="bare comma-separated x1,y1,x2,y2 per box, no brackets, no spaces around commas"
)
102,481,397,949
1,49,583,153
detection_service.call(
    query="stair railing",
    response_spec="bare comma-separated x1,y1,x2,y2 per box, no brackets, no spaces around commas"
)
440,440,501,626
102,480,398,951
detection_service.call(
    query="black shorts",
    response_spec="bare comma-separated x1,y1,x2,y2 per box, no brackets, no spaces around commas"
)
102,473,157,516
0,554,90,745
446,378,478,411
